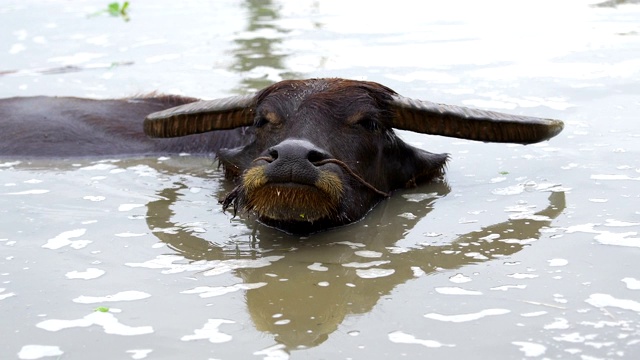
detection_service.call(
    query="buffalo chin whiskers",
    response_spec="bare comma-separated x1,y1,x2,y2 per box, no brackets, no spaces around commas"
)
246,184,340,222
221,165,344,223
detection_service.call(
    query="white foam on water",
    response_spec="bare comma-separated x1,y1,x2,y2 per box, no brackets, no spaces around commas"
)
129,165,159,177
0,161,21,167
544,317,570,330
388,331,454,348
585,293,640,312
181,282,266,298
491,176,507,183
125,349,153,359
387,246,411,254
48,52,106,65
307,262,329,271
83,195,106,202
424,308,510,322
126,255,284,276
492,184,526,195
398,212,417,219
594,231,640,248
17,345,63,360
590,174,640,181
253,344,289,360
354,250,383,258
180,319,234,343
65,268,105,280
508,213,551,221
126,254,186,270
342,260,390,268
0,289,16,301
42,229,90,250
37,312,153,335
492,182,566,195
564,223,640,248
548,258,569,267
480,233,501,241
118,204,145,212
355,268,395,279
491,284,527,291
449,273,472,283
79,163,118,171
564,223,600,234
115,232,146,238
605,219,640,227
520,311,547,317
411,266,426,277
552,332,585,343
464,252,489,260
622,277,640,290
5,189,49,195
401,192,439,202
435,287,482,296
73,290,150,304
508,273,539,279
201,257,286,276
333,241,366,248
512,341,546,357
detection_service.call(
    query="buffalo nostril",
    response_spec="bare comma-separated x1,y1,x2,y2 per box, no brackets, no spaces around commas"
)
307,149,328,164
268,148,279,160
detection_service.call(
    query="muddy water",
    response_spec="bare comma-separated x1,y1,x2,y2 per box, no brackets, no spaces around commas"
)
1,0,639,359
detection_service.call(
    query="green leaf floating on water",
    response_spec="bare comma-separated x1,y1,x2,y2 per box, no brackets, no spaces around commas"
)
108,2,130,17
89,2,130,21
95,306,110,313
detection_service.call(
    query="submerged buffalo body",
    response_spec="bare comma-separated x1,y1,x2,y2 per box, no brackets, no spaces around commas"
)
0,78,563,233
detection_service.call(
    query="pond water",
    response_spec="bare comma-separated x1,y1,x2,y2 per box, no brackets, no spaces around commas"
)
1,0,639,359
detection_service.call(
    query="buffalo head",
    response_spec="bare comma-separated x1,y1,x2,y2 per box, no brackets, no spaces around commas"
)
144,78,563,234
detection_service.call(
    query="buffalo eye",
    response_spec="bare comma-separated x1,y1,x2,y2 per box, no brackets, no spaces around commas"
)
356,116,380,132
254,115,269,128
254,111,281,128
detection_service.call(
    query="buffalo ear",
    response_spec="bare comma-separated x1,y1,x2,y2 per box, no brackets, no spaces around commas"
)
390,95,564,144
386,141,449,189
144,94,255,138
405,149,449,187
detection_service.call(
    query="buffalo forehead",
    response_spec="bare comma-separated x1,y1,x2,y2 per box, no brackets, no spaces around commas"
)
256,80,391,125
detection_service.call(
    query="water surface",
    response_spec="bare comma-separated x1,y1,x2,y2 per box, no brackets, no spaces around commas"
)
1,1,639,359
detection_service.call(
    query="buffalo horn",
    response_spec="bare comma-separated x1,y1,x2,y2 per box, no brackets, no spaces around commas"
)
390,95,564,144
144,94,255,138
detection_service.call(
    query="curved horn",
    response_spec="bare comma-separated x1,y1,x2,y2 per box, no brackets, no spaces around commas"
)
144,94,255,138
390,95,564,144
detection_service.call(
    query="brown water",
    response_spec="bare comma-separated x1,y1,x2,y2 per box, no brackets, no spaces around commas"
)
1,1,639,359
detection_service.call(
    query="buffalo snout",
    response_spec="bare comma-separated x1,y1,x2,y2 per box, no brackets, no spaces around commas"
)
262,139,331,185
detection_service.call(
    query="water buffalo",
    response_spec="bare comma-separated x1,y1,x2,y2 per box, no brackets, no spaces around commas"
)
1,78,563,234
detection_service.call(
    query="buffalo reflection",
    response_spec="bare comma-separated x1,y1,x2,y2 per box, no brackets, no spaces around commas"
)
146,178,565,350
